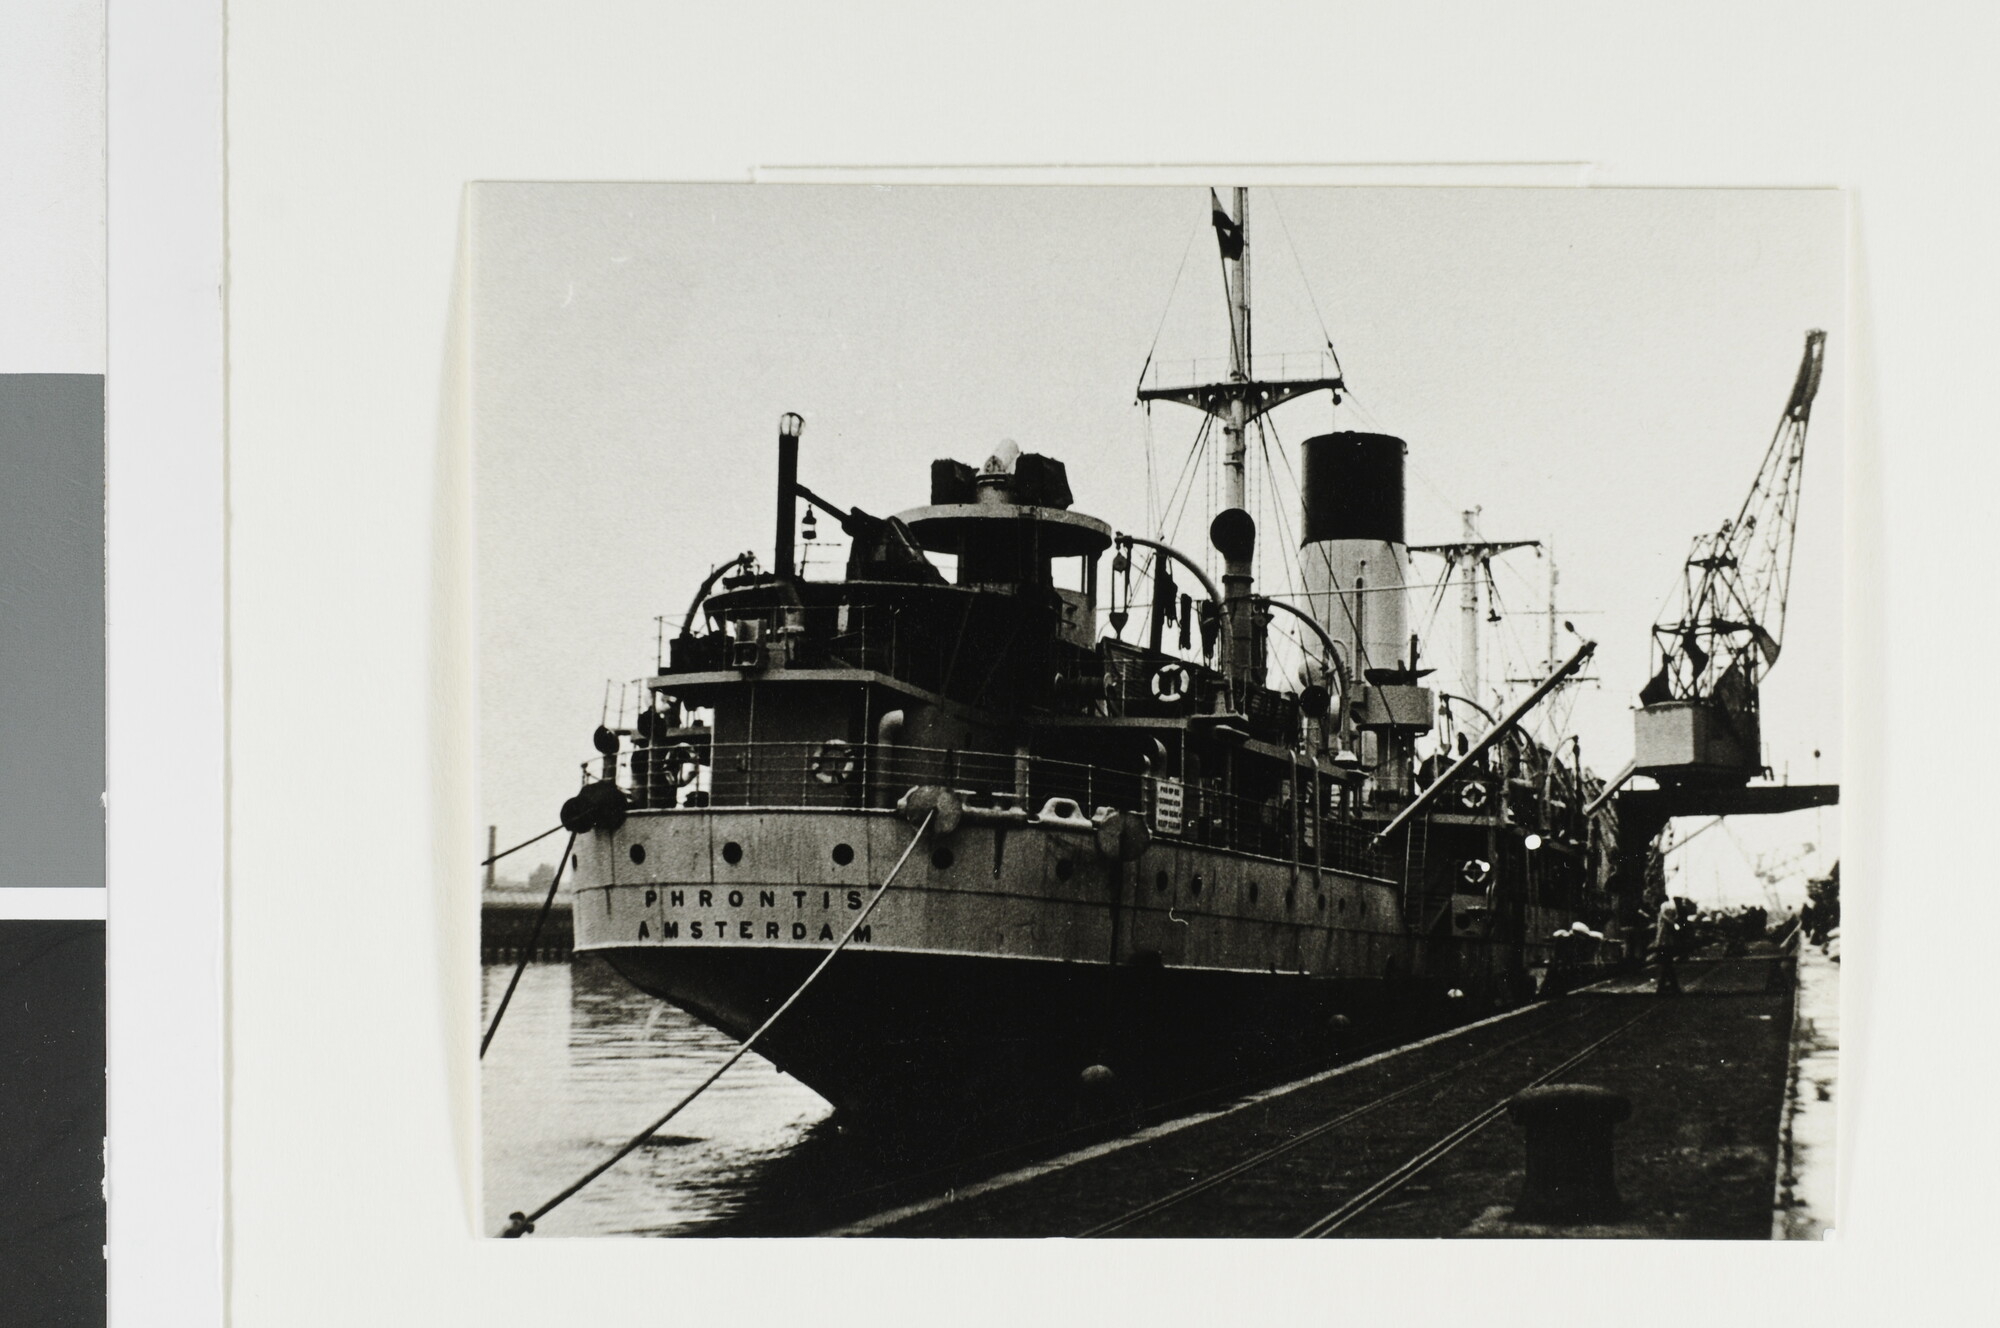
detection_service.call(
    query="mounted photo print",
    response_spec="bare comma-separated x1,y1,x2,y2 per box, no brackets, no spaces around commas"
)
468,184,1843,1240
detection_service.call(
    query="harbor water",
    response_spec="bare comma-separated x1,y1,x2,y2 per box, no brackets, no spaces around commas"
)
480,957,834,1237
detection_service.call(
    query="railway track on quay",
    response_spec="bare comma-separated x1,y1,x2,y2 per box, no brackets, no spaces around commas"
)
828,957,1786,1239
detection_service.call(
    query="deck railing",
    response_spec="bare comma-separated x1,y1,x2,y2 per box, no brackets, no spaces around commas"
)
668,605,1301,742
1139,349,1341,393
581,739,1392,878
667,604,909,677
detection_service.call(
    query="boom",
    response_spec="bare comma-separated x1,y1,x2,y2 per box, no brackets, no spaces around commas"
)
1646,330,1825,704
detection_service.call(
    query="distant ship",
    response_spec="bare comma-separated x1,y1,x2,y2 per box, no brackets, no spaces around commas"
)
558,189,1628,1120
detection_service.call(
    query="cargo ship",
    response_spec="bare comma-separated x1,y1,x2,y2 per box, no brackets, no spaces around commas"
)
556,189,1628,1121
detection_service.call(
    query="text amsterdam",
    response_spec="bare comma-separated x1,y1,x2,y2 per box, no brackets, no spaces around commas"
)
632,887,875,943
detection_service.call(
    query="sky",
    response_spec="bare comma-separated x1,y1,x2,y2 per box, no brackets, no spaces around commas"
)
471,183,1845,907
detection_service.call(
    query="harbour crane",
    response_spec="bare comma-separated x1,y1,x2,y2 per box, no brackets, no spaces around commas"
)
1634,330,1826,786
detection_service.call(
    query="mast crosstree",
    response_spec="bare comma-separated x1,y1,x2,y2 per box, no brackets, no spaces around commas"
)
1408,510,1540,725
1137,187,1345,692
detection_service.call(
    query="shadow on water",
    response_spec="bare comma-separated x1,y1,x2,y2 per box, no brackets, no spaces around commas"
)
482,955,1543,1237
482,955,1206,1236
482,955,833,1237
486,955,1094,1236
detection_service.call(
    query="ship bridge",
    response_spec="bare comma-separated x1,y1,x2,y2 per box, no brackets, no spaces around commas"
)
895,440,1112,650
894,502,1112,562
899,439,1113,562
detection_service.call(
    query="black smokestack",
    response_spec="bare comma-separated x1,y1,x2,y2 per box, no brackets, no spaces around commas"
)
1300,431,1406,546
775,412,803,579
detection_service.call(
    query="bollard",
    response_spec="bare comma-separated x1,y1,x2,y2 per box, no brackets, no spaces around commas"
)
1506,1084,1630,1223
1766,945,1798,994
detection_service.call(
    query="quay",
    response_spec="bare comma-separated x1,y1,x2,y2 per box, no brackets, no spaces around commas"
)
481,888,571,963
801,944,1832,1240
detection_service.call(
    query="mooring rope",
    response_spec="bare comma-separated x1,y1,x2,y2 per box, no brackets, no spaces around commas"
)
481,824,562,868
480,831,578,1059
500,810,936,1237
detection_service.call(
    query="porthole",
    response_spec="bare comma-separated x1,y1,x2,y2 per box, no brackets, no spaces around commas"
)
1155,870,1169,892
1316,893,1327,913
1248,881,1260,905
1055,857,1074,882
831,842,855,866
1285,887,1296,912
931,847,955,870
571,853,579,871
1190,873,1203,898
721,841,743,865
628,843,646,865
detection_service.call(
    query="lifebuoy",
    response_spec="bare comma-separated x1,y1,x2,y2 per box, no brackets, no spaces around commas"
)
810,738,859,785
1150,663,1192,704
665,744,701,787
1458,779,1491,812
1460,857,1492,887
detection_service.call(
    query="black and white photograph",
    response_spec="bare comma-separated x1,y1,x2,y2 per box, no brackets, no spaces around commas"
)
472,183,1843,1240
13,0,2000,1318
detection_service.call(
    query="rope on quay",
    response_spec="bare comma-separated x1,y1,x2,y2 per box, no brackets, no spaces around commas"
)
482,824,563,868
500,810,936,1237
480,831,578,1060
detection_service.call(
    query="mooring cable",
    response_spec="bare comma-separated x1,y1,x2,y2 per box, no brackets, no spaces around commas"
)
481,824,562,868
500,810,936,1237
480,831,579,1060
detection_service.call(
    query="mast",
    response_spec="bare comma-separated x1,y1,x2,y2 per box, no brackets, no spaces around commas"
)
1408,512,1540,734
1547,543,1558,679
1222,187,1249,514
1220,187,1254,694
1460,508,1480,711
1139,187,1344,702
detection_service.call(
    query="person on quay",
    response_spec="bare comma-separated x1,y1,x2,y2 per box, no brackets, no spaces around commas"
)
1652,898,1683,996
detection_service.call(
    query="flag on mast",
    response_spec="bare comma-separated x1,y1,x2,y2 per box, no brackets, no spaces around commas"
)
1210,188,1243,260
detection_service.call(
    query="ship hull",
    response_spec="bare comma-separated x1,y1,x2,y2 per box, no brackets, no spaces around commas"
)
572,804,1552,1128
597,943,1404,1123
568,808,1567,1122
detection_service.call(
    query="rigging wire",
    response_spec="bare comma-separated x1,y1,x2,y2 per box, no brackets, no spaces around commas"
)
1266,189,1345,381
1332,382,1392,436
1258,440,1297,608
1260,578,1462,600
1252,415,1319,686
1156,412,1214,545
1134,215,1205,399
481,831,579,1060
1142,403,1159,537
479,824,562,868
1112,408,1217,659
1417,555,1456,643
1403,446,1469,535
1257,414,1310,602
1257,411,1350,678
1479,568,1553,743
